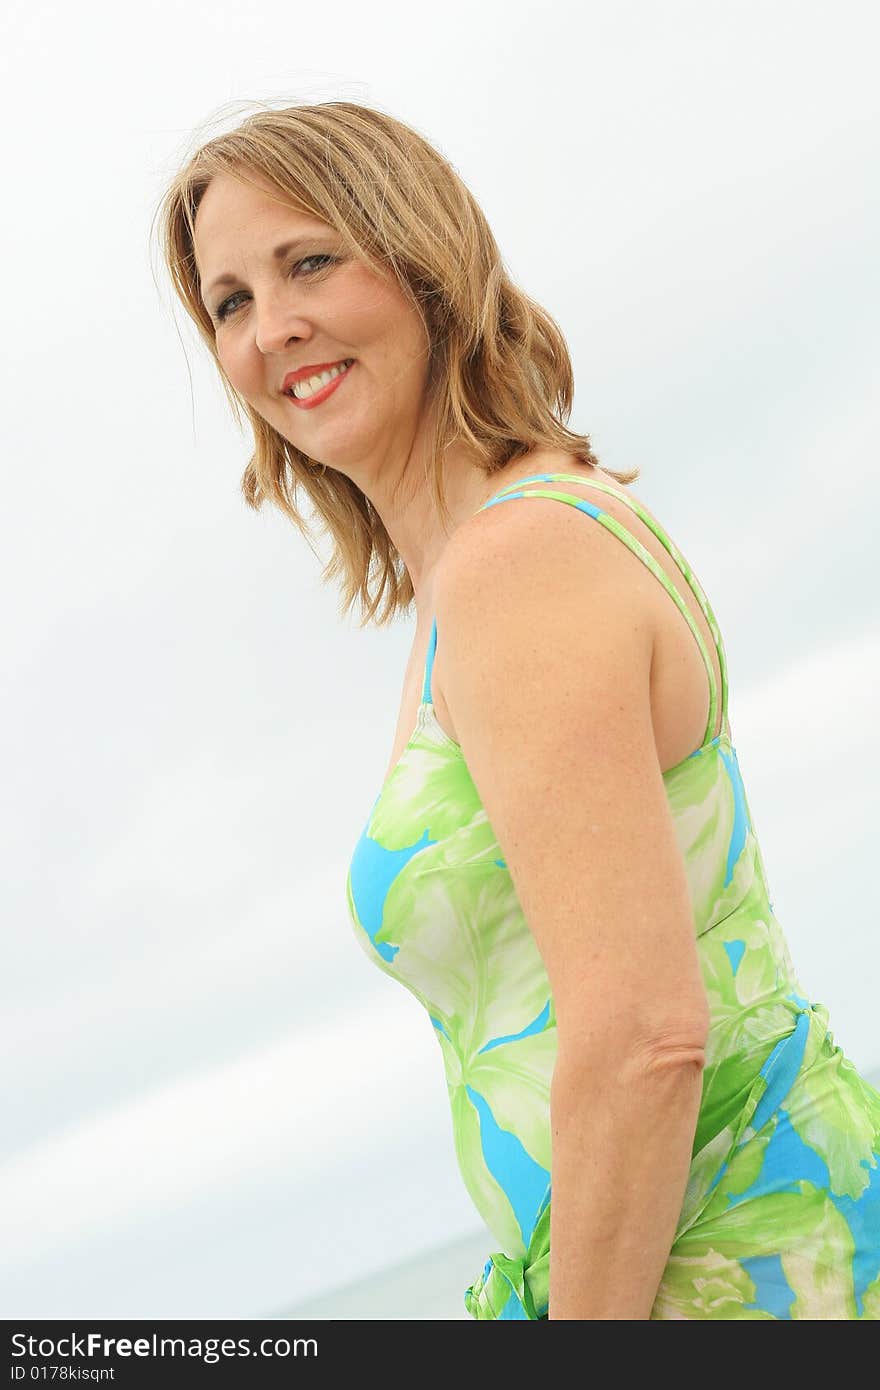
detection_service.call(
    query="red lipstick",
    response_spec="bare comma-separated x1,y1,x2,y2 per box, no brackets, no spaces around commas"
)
281,359,355,410
281,359,353,390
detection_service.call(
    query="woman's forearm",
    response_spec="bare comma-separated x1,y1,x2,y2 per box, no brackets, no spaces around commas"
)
547,1044,705,1319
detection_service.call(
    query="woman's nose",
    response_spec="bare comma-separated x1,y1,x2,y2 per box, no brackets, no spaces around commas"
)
253,297,313,355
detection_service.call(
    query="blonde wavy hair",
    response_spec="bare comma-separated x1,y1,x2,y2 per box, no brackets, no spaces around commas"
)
155,100,640,626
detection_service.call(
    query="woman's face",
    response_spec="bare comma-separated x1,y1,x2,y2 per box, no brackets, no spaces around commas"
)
193,171,433,472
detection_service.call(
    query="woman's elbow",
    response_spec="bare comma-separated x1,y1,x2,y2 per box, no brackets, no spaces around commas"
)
554,1009,710,1095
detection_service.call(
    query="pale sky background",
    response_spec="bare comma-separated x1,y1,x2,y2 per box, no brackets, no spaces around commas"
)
2,0,878,1320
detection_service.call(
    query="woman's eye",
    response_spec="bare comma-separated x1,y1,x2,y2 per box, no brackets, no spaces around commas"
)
294,253,335,276
215,254,336,323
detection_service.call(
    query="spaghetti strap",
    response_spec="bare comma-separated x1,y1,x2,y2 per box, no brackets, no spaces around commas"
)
421,615,439,705
424,472,729,749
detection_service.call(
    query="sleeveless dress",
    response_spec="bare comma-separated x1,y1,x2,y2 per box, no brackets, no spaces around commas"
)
345,472,880,1320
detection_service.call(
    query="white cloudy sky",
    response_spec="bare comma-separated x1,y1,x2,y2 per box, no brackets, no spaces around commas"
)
2,0,878,1320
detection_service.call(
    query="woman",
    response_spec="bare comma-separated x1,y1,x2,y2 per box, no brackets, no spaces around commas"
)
156,100,880,1319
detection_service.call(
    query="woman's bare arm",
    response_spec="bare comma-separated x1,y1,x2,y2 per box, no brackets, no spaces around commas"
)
435,500,710,1318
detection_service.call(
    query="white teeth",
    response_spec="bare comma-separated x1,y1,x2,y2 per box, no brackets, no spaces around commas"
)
291,359,353,400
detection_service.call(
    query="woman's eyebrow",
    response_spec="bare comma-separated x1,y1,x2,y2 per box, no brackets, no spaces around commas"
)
203,234,334,299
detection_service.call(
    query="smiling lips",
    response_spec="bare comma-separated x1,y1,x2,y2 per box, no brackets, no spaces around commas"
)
282,358,356,410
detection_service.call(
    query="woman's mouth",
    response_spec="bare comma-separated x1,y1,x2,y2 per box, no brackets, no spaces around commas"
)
284,358,356,410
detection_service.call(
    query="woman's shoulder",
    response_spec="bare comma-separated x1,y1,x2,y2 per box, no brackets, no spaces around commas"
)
433,458,660,685
441,453,664,604
432,450,726,765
